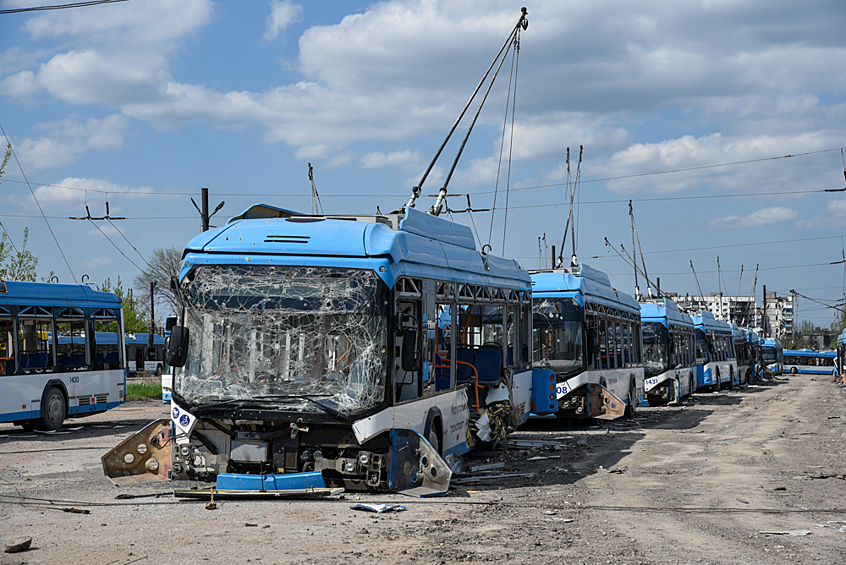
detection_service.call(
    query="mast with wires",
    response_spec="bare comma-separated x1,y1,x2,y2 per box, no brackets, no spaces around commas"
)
557,146,582,268
690,260,704,298
404,7,528,217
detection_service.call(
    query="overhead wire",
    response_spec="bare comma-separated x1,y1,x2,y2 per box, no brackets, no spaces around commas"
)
86,218,144,273
3,146,844,201
0,0,129,14
105,217,153,269
500,30,521,255
0,122,77,283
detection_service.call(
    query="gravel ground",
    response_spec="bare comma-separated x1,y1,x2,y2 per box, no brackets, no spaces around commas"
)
2,374,845,564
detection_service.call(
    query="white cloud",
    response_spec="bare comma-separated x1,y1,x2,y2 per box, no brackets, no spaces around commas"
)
15,114,129,169
361,150,421,169
711,206,797,228
264,0,302,40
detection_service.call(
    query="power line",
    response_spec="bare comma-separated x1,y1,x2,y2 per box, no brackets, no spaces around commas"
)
2,145,844,201
0,0,129,15
86,218,143,273
0,122,76,283
106,218,152,269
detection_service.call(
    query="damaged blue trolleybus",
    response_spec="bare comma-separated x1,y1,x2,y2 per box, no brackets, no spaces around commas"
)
0,281,126,430
531,263,644,419
104,205,555,494
640,297,696,405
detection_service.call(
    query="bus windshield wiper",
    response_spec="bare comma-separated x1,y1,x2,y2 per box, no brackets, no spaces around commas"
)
254,394,351,422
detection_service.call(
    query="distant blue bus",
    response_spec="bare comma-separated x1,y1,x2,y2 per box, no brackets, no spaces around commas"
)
782,349,835,375
761,339,783,376
692,311,737,391
0,281,126,430
640,298,696,405
531,263,644,419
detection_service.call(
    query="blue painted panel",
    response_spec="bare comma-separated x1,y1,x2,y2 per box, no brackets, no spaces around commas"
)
531,368,558,414
399,207,476,250
216,472,326,491
0,281,121,309
531,264,640,314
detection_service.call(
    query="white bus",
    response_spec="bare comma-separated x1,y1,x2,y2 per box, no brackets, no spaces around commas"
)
0,280,126,430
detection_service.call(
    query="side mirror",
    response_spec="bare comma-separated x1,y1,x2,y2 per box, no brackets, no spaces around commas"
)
166,326,189,367
401,329,417,372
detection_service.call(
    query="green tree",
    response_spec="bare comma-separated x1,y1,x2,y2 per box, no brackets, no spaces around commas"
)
0,143,40,282
102,277,147,334
133,245,182,324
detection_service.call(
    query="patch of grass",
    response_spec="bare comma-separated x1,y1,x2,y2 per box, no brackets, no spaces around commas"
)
126,382,163,400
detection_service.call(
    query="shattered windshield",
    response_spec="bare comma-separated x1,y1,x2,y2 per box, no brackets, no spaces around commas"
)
642,322,669,377
532,297,584,377
175,265,389,415
761,346,777,363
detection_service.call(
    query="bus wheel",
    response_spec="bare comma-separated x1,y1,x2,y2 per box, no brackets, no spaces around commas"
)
425,420,441,455
726,369,734,390
38,386,66,431
790,367,797,375
625,381,637,418
155,364,163,377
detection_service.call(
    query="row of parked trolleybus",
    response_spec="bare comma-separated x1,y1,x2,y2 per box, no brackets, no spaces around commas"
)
0,204,802,494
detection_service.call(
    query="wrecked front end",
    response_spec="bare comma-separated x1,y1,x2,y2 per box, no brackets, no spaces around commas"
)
103,265,451,495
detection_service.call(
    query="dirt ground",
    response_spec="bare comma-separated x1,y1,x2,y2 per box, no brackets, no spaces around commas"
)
2,374,845,565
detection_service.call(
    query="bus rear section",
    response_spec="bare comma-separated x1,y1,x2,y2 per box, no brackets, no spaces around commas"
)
531,264,644,420
761,339,783,376
0,281,126,430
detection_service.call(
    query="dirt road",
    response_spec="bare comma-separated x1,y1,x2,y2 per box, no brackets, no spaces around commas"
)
2,375,845,564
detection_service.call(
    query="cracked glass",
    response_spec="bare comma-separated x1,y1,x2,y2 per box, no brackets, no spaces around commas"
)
175,265,389,415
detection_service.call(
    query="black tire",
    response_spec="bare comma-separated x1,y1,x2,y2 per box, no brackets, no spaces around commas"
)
38,386,66,431
425,419,441,455
689,376,695,397
726,369,734,390
625,380,637,418
790,367,797,375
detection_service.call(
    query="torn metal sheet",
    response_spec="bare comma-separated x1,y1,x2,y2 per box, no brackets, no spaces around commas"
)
388,429,451,497
587,383,626,420
469,462,506,472
506,439,561,449
101,418,172,486
173,487,344,500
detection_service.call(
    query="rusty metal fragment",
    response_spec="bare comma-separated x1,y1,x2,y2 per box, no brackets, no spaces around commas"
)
101,418,172,486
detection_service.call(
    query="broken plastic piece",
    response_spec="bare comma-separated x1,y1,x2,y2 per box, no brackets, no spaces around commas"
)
216,471,326,491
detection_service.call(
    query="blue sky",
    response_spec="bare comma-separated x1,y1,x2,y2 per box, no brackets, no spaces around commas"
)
1,0,846,326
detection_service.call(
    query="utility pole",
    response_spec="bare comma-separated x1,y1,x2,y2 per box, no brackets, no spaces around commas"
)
762,284,767,338
191,188,225,233
147,281,156,357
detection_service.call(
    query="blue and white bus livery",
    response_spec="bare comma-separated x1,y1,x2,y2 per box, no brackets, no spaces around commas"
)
761,339,783,376
640,298,696,405
103,205,543,494
782,349,835,375
0,280,126,430
531,264,644,419
692,311,738,391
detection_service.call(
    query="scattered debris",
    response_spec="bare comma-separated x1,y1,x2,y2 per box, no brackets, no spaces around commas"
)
774,487,787,491
205,501,217,510
736,498,750,504
452,472,537,484
62,508,90,514
469,462,505,473
4,536,32,553
815,521,846,533
758,530,812,536
507,440,561,450
245,523,258,527
445,453,465,475
351,504,406,513
526,455,560,461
